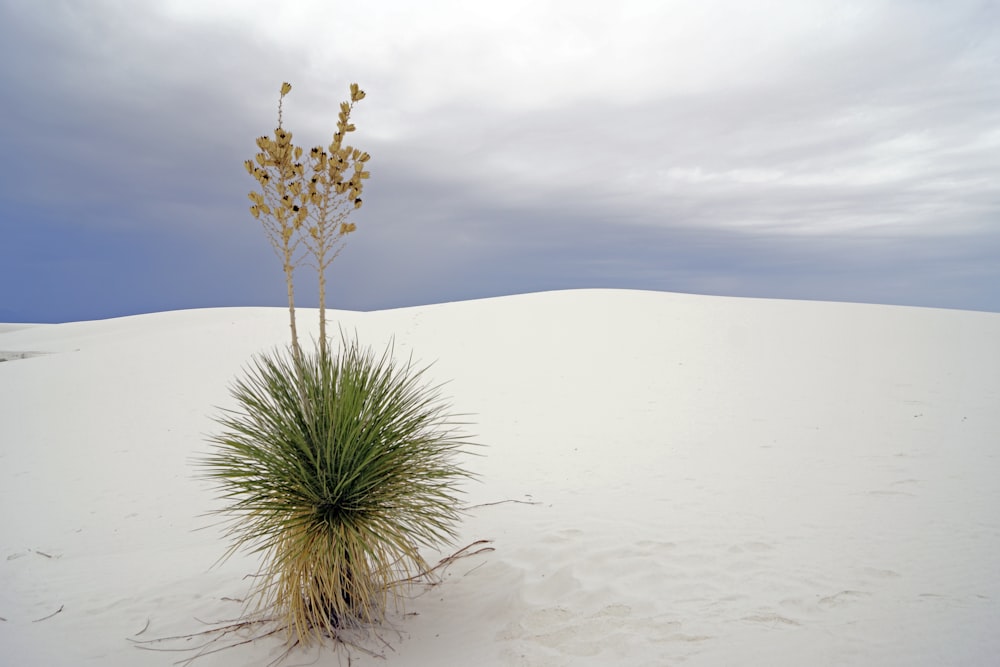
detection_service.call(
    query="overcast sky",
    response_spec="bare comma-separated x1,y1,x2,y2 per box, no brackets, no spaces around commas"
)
1,0,998,323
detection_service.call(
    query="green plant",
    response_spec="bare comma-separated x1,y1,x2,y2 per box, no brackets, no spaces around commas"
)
202,337,473,645
200,82,476,652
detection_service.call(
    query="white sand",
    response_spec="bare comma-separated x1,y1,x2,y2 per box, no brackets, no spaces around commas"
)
1,289,997,666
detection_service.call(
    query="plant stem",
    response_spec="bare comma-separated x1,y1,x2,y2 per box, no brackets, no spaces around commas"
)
284,260,301,365
318,266,327,360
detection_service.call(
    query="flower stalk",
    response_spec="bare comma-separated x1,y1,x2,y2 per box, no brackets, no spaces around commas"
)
244,81,369,362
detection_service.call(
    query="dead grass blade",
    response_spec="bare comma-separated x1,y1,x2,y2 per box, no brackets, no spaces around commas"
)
32,605,63,622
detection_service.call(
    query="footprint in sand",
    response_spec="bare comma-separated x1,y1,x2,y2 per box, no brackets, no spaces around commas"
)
498,603,714,664
857,567,900,580
818,590,871,608
741,612,802,627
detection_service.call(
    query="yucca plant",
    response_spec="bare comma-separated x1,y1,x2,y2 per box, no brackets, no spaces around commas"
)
202,337,473,645
198,81,475,653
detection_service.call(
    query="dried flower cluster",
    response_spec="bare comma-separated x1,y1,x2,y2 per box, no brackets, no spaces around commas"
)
244,82,370,360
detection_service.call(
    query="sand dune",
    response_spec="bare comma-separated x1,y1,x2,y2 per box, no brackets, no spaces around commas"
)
1,289,998,666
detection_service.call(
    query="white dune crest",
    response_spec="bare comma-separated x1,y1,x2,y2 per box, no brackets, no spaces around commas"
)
1,289,998,666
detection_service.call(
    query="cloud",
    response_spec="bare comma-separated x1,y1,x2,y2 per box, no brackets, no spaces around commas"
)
1,0,998,322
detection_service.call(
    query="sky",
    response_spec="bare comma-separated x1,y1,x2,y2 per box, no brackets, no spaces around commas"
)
1,0,998,323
